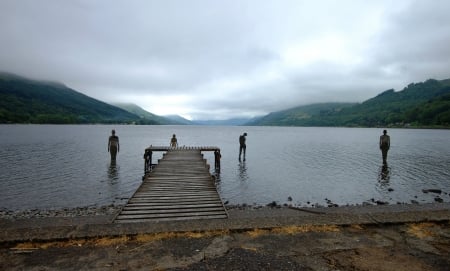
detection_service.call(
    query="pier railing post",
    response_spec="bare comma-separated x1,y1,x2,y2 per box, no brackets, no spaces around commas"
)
214,149,221,173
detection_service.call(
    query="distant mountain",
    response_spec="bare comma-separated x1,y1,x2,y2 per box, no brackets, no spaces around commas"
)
194,117,261,126
0,72,143,124
164,115,194,125
248,79,450,127
112,103,183,125
246,103,356,126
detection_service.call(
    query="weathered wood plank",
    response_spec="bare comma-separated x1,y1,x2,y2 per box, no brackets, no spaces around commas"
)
148,178,212,181
141,186,215,190
123,203,223,209
140,183,215,188
133,196,220,201
149,172,211,176
138,185,217,190
116,210,227,219
140,180,215,186
136,191,218,196
128,200,222,206
115,214,227,223
120,207,226,215
145,176,212,180
137,188,216,193
137,185,217,190
126,199,223,205
127,202,222,206
130,195,220,201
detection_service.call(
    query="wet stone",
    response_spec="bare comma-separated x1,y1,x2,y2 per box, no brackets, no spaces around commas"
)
423,189,442,194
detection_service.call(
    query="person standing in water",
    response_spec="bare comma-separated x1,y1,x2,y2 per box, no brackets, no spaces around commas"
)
379,129,390,165
108,129,120,161
239,132,247,161
170,134,178,148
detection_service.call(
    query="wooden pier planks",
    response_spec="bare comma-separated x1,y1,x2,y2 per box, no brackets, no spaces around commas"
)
114,149,227,223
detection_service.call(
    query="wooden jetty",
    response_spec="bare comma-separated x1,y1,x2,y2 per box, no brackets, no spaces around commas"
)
114,146,227,223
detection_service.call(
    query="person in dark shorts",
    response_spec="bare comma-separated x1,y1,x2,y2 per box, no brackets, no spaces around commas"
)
108,129,120,161
239,132,247,161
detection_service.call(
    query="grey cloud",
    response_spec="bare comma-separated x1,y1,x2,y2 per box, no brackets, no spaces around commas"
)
1,0,449,120
368,0,450,83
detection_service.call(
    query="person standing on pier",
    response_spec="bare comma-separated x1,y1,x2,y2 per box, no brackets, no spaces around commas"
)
170,134,178,148
379,129,390,165
239,132,247,161
108,129,120,161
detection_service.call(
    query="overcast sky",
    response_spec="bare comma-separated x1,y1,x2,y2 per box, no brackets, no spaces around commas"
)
1,0,450,120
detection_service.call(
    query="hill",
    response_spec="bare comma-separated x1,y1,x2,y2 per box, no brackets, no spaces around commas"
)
194,118,253,126
246,103,356,126
112,103,183,125
248,79,450,127
0,72,144,124
333,79,450,127
164,115,194,125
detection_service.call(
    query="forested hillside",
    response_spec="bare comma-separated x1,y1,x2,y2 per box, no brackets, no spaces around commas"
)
0,73,149,124
248,79,450,127
246,103,356,126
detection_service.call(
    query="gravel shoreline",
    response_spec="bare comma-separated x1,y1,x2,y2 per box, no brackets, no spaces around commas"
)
0,205,123,220
2,197,449,221
2,185,448,220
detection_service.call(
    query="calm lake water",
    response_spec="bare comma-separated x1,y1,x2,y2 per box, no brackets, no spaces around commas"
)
0,125,449,211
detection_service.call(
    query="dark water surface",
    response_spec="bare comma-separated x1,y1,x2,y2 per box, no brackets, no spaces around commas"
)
1,125,449,210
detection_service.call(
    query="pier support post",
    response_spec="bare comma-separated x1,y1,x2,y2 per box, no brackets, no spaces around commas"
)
214,149,221,172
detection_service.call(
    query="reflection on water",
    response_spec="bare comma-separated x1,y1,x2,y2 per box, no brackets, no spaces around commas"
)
108,161,120,183
238,161,248,182
378,164,391,182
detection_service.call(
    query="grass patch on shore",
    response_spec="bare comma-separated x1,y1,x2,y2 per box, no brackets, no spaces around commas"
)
247,225,340,237
407,222,438,239
134,230,230,243
11,225,343,250
11,230,231,250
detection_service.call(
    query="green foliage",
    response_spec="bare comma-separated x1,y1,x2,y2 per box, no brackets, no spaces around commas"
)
404,93,450,126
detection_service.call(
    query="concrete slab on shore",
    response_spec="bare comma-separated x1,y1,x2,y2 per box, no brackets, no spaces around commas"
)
1,203,449,243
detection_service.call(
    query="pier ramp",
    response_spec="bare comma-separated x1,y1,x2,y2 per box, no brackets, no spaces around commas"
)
114,147,227,223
